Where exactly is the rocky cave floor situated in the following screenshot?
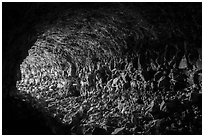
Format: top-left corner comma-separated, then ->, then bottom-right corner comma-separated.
3,3 -> 202,135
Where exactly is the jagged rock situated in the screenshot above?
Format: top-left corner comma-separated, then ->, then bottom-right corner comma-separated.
4,3 -> 201,135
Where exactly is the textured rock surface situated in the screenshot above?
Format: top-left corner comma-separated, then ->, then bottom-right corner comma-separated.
3,3 -> 202,135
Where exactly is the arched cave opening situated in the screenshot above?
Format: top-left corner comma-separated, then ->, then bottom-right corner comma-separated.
3,3 -> 202,135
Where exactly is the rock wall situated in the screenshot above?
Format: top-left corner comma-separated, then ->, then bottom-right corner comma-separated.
3,3 -> 202,135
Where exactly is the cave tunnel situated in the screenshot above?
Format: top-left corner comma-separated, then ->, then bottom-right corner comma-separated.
2,2 -> 202,135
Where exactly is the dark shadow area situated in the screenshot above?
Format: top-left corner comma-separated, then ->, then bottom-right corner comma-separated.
2,2 -> 201,135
